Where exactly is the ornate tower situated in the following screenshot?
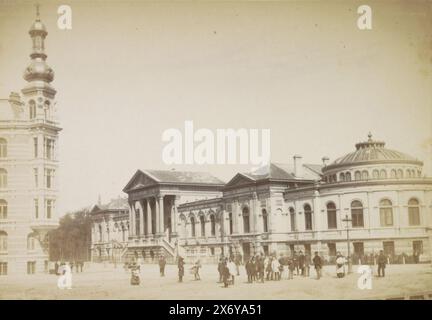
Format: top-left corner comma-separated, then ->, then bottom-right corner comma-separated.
22,5 -> 61,266
0,5 -> 61,275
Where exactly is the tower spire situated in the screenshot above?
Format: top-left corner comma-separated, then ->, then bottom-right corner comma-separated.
35,3 -> 40,20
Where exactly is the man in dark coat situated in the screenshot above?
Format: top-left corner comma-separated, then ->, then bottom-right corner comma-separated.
178,256 -> 185,282
377,250 -> 387,277
217,258 -> 224,283
158,254 -> 166,277
298,251 -> 305,276
312,252 -> 323,280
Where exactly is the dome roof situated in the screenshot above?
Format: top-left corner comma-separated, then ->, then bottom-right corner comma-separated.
23,59 -> 54,82
29,20 -> 47,34
324,134 -> 422,171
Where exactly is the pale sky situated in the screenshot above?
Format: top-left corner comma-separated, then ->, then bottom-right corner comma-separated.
0,0 -> 431,215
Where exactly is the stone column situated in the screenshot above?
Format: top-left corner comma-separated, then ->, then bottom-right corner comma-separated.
171,196 -> 179,235
140,201 -> 145,237
158,195 -> 165,236
234,200 -> 242,234
251,192 -> 258,233
155,196 -> 160,235
146,199 -> 152,235
129,202 -> 134,237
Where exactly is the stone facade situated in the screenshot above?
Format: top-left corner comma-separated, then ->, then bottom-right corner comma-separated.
90,198 -> 129,263
123,136 -> 432,264
0,10 -> 60,275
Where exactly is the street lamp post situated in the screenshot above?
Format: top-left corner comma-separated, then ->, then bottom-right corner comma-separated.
342,214 -> 353,274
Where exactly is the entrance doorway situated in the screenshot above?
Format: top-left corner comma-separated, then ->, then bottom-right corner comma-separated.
242,242 -> 250,261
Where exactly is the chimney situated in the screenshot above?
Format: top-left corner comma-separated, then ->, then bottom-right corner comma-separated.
293,155 -> 303,178
321,156 -> 329,166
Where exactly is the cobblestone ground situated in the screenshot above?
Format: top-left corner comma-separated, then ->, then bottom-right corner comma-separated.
0,263 -> 431,300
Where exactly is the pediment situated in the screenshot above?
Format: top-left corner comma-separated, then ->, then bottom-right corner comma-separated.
225,173 -> 256,188
123,170 -> 159,192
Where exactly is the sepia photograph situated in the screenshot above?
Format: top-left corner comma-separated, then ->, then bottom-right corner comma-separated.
0,0 -> 431,306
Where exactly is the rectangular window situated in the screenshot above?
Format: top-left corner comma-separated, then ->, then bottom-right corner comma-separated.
46,199 -> 53,219
27,261 -> 36,274
33,137 -> 38,158
135,210 -> 140,235
0,262 -> 7,275
34,199 -> 39,219
45,169 -> 53,188
44,138 -> 54,160
210,247 -> 215,256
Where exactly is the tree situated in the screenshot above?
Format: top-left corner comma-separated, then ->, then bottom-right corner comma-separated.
49,208 -> 92,262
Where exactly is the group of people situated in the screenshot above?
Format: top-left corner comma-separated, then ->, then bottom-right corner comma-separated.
242,251 -> 324,283
129,249 -> 392,287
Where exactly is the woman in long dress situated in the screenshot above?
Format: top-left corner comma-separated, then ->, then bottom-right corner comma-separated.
335,252 -> 346,278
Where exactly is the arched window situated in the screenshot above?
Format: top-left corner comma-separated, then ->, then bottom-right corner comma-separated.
380,169 -> 387,179
0,200 -> 7,219
262,209 -> 268,233
289,207 -> 296,231
0,169 -> 7,188
0,138 -> 7,158
408,198 -> 420,226
200,215 -> 205,237
190,216 -> 196,237
339,173 -> 345,182
362,170 -> 369,180
304,204 -> 312,230
228,212 -> 233,235
29,100 -> 36,119
326,202 -> 337,229
0,231 -> 7,251
210,215 -> 216,236
351,200 -> 364,228
44,101 -> 50,120
242,207 -> 250,233
390,169 -> 396,178
397,169 -> 403,179
354,171 -> 361,181
345,172 -> 351,181
27,233 -> 36,251
372,170 -> 379,179
379,199 -> 393,226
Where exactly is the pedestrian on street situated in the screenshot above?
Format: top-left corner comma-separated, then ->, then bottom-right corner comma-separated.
217,257 -> 225,283
158,254 -> 166,277
298,251 -> 305,276
228,258 -> 237,285
178,256 -> 185,282
312,252 -> 323,280
288,258 -> 294,280
377,250 -> 387,277
336,252 -> 346,278
222,259 -> 231,288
